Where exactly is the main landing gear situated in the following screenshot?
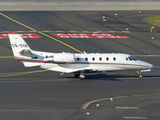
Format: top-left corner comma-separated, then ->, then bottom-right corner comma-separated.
74,71 -> 85,80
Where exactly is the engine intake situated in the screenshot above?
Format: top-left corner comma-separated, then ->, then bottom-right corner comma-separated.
43,54 -> 75,63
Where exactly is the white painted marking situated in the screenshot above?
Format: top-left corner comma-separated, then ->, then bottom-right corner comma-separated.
51,33 -> 130,38
123,117 -> 147,119
81,93 -> 160,110
0,33 -> 42,39
81,98 -> 110,109
115,106 -> 138,109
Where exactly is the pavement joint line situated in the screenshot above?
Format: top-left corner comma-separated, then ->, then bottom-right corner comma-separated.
0,13 -> 83,53
38,31 -> 83,53
0,13 -> 37,31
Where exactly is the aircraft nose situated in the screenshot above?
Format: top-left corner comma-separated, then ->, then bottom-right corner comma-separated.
145,62 -> 154,69
140,61 -> 154,69
148,63 -> 154,69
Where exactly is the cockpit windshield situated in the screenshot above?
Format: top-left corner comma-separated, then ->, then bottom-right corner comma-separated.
127,56 -> 138,61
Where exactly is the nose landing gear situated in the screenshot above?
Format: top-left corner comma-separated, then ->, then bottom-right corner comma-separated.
137,69 -> 151,78
137,70 -> 143,78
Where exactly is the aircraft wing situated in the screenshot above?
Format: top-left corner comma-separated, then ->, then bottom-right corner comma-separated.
41,64 -> 94,73
47,66 -> 90,73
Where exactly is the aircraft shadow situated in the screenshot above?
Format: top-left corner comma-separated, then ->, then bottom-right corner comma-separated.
67,74 -> 160,81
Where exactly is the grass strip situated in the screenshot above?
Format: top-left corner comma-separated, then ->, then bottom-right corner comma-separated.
143,15 -> 160,26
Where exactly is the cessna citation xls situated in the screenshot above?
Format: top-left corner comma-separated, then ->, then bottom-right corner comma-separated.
8,33 -> 153,79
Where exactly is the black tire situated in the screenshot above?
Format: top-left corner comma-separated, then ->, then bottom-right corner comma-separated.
75,74 -> 80,78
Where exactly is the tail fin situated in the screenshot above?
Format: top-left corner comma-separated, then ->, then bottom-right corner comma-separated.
8,33 -> 42,67
8,33 -> 32,57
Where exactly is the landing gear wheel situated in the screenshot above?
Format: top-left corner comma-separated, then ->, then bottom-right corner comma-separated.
74,74 -> 80,78
137,70 -> 143,78
75,71 -> 85,80
79,75 -> 85,80
139,74 -> 143,78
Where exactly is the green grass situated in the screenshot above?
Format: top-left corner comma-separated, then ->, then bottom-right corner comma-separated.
143,15 -> 160,26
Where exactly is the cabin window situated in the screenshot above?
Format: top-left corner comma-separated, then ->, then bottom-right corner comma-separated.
77,57 -> 80,61
32,57 -> 38,59
85,57 -> 88,61
99,57 -> 102,61
92,57 -> 95,61
106,57 -> 109,61
113,57 -> 116,61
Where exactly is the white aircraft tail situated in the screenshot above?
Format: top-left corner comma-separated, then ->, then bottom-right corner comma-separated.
8,33 -> 32,57
8,33 -> 42,67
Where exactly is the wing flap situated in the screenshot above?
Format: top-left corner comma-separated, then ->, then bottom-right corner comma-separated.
23,62 -> 41,67
49,67 -> 87,73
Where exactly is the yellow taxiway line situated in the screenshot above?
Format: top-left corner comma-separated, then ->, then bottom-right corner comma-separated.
0,70 -> 49,77
0,12 -> 83,53
0,30 -> 130,33
81,92 -> 160,109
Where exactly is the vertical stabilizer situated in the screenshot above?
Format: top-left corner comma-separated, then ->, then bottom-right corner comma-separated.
8,33 -> 32,57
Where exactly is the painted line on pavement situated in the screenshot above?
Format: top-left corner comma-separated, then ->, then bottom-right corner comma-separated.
38,32 -> 83,53
123,117 -> 147,119
115,106 -> 138,109
0,70 -> 49,77
0,13 -> 36,31
0,13 -> 83,53
0,30 -> 130,33
81,93 -> 160,109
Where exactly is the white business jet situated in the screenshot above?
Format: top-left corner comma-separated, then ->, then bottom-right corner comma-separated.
8,33 -> 153,79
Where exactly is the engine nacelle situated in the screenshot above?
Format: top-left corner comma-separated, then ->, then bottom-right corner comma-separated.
43,54 -> 75,63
